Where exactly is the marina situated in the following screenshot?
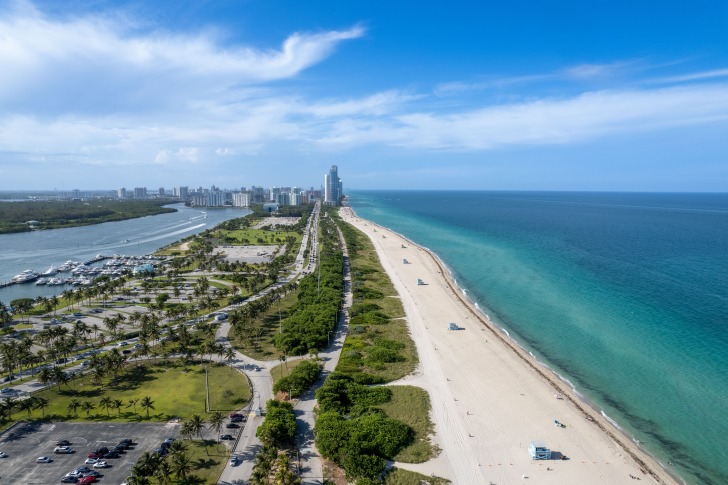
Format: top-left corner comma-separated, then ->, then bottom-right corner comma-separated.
0,203 -> 247,304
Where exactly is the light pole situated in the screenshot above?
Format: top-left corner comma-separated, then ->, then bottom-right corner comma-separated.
205,364 -> 210,412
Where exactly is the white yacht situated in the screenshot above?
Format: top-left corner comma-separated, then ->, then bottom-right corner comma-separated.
35,278 -> 49,285
12,270 -> 39,283
41,265 -> 58,276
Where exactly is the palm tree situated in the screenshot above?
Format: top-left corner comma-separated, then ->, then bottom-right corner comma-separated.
186,413 -> 206,445
99,396 -> 113,416
34,396 -> 50,418
180,421 -> 195,441
67,398 -> 82,416
208,411 -> 226,444
154,459 -> 173,485
81,400 -> 96,416
140,395 -> 155,418
136,451 -> 161,476
129,463 -> 152,485
168,440 -> 187,456
19,397 -> 36,417
170,451 -> 193,481
224,346 -> 236,367
127,397 -> 140,415
112,398 -> 124,416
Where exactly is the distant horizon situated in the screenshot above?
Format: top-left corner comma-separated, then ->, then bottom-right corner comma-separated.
1,1 -> 727,190
2,188 -> 728,195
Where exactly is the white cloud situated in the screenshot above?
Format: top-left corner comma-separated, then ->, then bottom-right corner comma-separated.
317,83 -> 728,150
0,2 -> 364,114
154,147 -> 199,165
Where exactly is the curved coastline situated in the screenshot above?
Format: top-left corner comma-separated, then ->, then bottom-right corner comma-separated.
343,206 -> 681,485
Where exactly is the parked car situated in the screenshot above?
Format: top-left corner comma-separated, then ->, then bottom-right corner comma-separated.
56,439 -> 71,446
220,434 -> 234,441
229,455 -> 239,466
87,452 -> 102,459
36,456 -> 53,463
93,461 -> 109,468
60,476 -> 78,483
54,446 -> 74,454
0,451 -> 8,458
78,476 -> 96,484
0,388 -> 14,394
225,423 -> 240,429
103,451 -> 120,459
95,447 -> 109,455
84,458 -> 98,464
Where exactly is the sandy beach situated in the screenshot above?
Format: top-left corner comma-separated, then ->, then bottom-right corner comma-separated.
340,207 -> 679,485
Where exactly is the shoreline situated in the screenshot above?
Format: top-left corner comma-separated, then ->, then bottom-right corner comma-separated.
340,206 -> 680,485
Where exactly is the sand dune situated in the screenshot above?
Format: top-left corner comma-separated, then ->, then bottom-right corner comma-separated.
340,207 -> 679,485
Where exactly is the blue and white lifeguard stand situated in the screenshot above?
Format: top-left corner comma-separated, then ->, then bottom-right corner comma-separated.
528,441 -> 551,460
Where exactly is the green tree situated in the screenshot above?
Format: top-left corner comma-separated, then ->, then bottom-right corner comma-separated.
34,396 -> 50,418
256,400 -> 296,447
67,398 -> 81,416
208,411 -> 226,443
140,395 -> 155,418
171,451 -> 193,481
81,400 -> 96,416
99,396 -> 113,416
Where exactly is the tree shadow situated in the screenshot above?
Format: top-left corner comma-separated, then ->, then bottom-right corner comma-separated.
193,457 -> 219,470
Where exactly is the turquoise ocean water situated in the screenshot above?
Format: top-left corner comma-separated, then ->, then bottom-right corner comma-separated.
349,191 -> 728,485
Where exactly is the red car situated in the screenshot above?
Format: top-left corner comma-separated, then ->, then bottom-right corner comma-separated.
78,476 -> 96,484
87,452 -> 102,459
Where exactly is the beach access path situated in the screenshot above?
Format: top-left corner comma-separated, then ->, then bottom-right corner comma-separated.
340,207 -> 678,485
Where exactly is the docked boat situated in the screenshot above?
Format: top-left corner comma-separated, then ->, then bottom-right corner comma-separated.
35,277 -> 49,285
12,270 -> 39,283
41,265 -> 58,276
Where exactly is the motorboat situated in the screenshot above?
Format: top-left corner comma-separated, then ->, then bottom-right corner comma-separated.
41,265 -> 58,276
12,270 -> 39,283
35,278 -> 49,285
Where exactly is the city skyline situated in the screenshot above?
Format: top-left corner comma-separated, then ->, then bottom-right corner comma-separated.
1,1 -> 727,191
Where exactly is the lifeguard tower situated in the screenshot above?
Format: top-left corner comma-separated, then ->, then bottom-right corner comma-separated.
528,441 -> 551,460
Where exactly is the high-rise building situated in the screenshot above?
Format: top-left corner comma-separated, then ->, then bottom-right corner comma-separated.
158,187 -> 165,197
117,187 -> 126,198
133,187 -> 147,199
324,165 -> 341,206
233,192 -> 251,207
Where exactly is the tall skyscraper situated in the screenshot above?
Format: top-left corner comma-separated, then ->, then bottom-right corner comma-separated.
324,164 -> 341,206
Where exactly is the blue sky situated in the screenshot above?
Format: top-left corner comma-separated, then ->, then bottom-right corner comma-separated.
1,0 -> 727,191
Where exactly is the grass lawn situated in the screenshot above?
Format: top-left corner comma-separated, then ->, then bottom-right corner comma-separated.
12,360 -> 250,423
377,385 -> 439,463
336,223 -> 418,382
384,468 -> 451,485
179,440 -> 229,485
216,227 -> 301,246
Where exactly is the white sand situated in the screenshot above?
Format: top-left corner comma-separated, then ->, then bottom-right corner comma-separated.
340,208 -> 678,485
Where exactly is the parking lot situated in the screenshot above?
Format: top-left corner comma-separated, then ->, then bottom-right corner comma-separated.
0,421 -> 180,484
